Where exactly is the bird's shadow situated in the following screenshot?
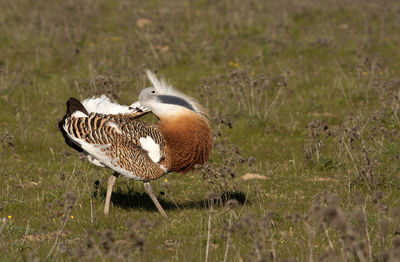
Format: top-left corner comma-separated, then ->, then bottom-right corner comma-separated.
97,189 -> 247,212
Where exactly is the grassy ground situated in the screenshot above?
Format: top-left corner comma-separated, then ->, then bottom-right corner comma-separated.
1,0 -> 400,260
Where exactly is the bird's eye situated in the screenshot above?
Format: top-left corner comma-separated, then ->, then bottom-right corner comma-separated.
151,90 -> 156,94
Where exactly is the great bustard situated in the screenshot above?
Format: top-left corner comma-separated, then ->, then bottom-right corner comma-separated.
59,70 -> 212,217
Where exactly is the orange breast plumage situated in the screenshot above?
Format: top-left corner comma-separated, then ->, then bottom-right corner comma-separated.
159,111 -> 212,173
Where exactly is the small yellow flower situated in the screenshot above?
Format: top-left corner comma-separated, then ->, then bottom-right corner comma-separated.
164,178 -> 168,183
7,215 -> 12,219
229,61 -> 239,68
251,71 -> 255,76
70,215 -> 74,219
362,71 -> 367,76
52,218 -> 56,222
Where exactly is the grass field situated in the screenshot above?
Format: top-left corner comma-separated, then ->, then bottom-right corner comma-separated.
1,0 -> 400,260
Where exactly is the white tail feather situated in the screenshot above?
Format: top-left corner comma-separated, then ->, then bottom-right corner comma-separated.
82,95 -> 132,115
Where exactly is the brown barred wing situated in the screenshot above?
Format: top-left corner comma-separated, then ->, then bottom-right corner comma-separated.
102,133 -> 165,180
63,113 -> 166,180
110,114 -> 165,146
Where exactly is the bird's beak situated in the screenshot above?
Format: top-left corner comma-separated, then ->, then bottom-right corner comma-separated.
128,101 -> 151,113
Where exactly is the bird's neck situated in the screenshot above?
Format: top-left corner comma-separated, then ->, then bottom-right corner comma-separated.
158,111 -> 212,173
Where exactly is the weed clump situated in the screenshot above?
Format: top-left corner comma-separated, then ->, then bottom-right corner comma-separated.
70,218 -> 158,260
303,108 -> 400,191
196,66 -> 287,121
303,119 -> 328,162
200,137 -> 256,200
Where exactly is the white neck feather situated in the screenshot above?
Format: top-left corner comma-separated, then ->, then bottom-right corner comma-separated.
150,103 -> 190,118
145,70 -> 208,118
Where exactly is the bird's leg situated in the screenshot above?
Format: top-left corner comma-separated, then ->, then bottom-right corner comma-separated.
104,172 -> 119,215
143,182 -> 167,217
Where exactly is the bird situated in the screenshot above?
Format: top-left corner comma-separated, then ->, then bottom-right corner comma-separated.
58,70 -> 212,217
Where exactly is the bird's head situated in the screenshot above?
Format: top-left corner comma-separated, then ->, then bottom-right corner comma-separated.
136,70 -> 208,119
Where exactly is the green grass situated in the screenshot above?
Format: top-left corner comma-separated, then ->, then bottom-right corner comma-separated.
1,0 -> 400,260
